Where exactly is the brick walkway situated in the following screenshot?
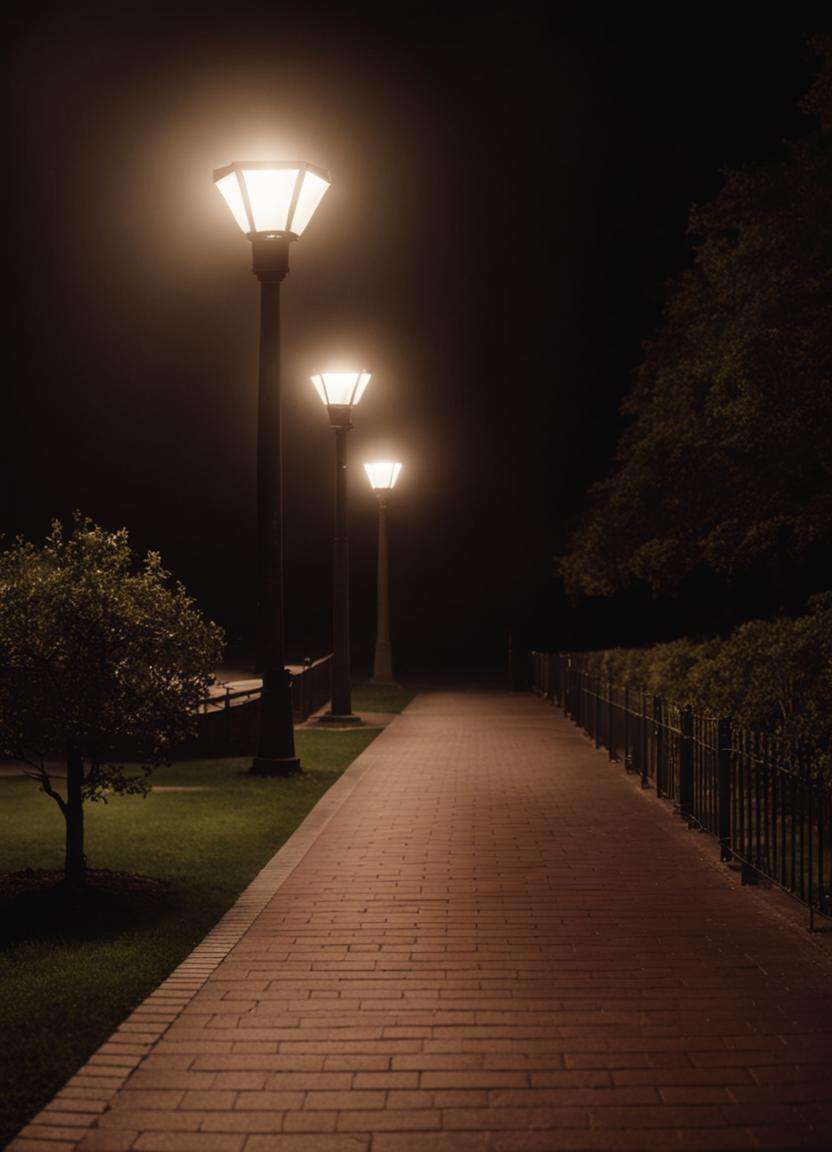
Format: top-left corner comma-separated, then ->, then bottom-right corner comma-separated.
13,691 -> 832,1152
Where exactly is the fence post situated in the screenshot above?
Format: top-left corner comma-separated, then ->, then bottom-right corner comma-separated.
608,680 -> 615,761
641,691 -> 650,789
651,695 -> 661,792
623,686 -> 630,771
680,704 -> 693,823
224,687 -> 232,749
594,676 -> 601,749
718,715 -> 732,861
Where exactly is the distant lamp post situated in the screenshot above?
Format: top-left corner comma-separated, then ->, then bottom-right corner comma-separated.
311,372 -> 372,723
214,160 -> 331,774
364,462 -> 403,682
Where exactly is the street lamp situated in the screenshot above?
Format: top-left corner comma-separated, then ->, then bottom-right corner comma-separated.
311,371 -> 372,723
364,461 -> 403,682
214,160 -> 331,774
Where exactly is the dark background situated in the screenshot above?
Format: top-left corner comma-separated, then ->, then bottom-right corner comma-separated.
4,3 -> 821,672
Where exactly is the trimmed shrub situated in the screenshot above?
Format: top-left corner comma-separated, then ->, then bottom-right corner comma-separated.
574,594 -> 832,747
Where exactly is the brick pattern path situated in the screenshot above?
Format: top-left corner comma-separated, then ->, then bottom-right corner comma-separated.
12,691 -> 832,1151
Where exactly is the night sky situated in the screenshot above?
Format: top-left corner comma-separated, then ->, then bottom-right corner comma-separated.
5,4 -> 821,672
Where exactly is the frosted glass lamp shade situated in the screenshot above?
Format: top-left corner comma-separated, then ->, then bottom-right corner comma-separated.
364,461 -> 403,491
213,161 -> 330,237
311,372 -> 372,408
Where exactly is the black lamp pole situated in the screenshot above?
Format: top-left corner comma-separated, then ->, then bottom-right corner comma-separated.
213,160 -> 331,771
323,404 -> 360,723
250,235 -> 301,774
372,492 -> 393,682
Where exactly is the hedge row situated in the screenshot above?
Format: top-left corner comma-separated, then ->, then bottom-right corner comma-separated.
578,593 -> 831,747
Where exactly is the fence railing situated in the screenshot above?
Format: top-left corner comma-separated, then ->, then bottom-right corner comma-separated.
186,654 -> 334,757
531,650 -> 831,929
290,653 -> 334,722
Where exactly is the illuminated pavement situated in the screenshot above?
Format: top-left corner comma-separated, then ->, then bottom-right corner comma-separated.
13,690 -> 832,1151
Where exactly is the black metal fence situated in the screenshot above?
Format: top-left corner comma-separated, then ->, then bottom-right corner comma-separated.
531,651 -> 831,928
184,654 -> 334,758
290,653 -> 335,722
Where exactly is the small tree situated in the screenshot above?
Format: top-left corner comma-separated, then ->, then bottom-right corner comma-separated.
0,515 -> 224,889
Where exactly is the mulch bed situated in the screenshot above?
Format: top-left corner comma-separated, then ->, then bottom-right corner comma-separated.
0,868 -> 166,902
0,869 -> 171,945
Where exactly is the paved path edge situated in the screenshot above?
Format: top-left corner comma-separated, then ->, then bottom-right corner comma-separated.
9,718 -> 402,1152
574,722 -> 832,966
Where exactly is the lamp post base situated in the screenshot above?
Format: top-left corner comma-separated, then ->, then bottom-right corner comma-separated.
315,713 -> 364,727
250,755 -> 302,776
373,652 -> 394,682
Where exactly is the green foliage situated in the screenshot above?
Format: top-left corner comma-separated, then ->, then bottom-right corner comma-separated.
577,594 -> 832,745
561,44 -> 832,598
691,594 -> 832,740
0,514 -> 224,801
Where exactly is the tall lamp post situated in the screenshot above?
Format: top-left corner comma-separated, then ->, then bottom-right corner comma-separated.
364,461 -> 403,682
214,160 -> 330,775
311,372 -> 372,723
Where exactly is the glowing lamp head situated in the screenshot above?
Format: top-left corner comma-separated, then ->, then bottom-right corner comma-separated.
213,161 -> 331,238
311,372 -> 372,426
364,461 -> 403,492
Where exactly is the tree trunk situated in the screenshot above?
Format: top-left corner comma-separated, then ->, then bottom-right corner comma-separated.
64,743 -> 86,889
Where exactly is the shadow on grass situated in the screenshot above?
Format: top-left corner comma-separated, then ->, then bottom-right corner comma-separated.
0,869 -> 173,947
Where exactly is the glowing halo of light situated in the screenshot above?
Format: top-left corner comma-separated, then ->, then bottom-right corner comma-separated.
310,371 -> 372,408
364,461 -> 403,491
213,161 -> 330,237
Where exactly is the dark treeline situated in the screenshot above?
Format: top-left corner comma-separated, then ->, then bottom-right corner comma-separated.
529,40 -> 832,661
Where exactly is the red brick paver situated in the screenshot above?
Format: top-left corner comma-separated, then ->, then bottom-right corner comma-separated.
12,691 -> 832,1151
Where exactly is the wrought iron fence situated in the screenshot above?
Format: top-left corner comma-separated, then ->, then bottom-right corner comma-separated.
289,653 -> 334,722
531,651 -> 831,928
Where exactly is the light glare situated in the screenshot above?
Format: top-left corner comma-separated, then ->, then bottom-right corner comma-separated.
364,461 -> 403,490
311,372 -> 373,407
243,168 -> 297,232
290,171 -> 330,235
216,172 -> 249,233
213,162 -> 331,236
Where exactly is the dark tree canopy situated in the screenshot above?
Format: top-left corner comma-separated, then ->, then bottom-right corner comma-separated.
561,46 -> 832,599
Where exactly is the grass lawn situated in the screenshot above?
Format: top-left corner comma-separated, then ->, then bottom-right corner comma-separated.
350,679 -> 417,715
0,725 -> 380,1146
